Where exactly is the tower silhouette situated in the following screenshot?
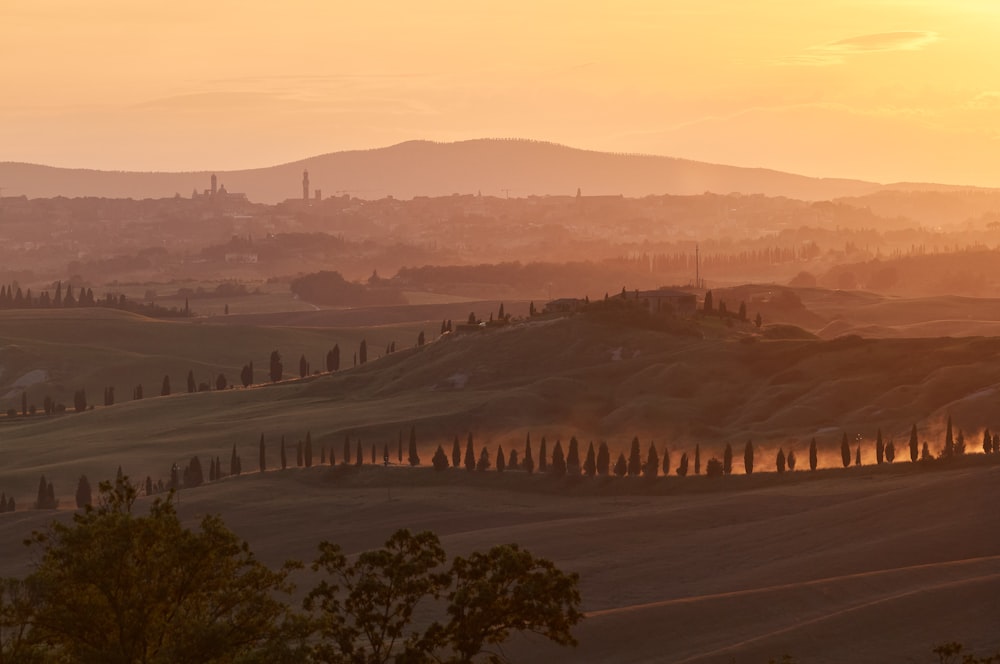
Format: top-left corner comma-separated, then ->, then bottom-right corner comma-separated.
211,174 -> 217,197
302,170 -> 309,201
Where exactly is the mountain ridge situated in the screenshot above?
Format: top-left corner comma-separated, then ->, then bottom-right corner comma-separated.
0,138 -> 987,203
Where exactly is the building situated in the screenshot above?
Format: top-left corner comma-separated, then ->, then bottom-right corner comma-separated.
192,174 -> 248,204
628,288 -> 697,315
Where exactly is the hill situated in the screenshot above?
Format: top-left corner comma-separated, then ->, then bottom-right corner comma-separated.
0,139 -> 887,202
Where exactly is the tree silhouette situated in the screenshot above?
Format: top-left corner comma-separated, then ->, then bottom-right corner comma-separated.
643,441 -> 659,478
723,443 -> 733,475
776,448 -> 786,473
909,424 -> 919,462
280,436 -> 287,470
417,330 -> 426,347
299,355 -> 308,378
550,441 -> 566,476
356,440 -> 363,467
921,441 -> 932,461
538,437 -> 548,473
876,429 -> 884,464
327,345 -> 340,372
809,438 -> 818,471
596,442 -> 610,476
476,447 -> 490,471
75,475 -> 92,509
215,373 -> 227,390
613,453 -> 627,477
269,350 -> 283,382
583,442 -> 597,477
984,428 -> 992,455
432,445 -> 449,471
703,290 -> 713,313
627,436 -> 641,477
408,426 -> 420,466
854,444 -> 861,466
161,375 -> 171,396
465,435 -> 476,471
944,416 -> 954,458
694,443 -> 701,475
841,433 -> 851,468
305,432 -> 313,468
359,340 -> 368,365
523,434 -> 535,474
231,444 -> 241,476
496,445 -> 506,472
787,449 -> 797,471
259,434 -> 266,473
885,440 -> 895,463
398,431 -> 403,464
566,437 -> 580,476
662,445 -> 671,476
744,440 -> 754,475
508,448 -> 519,470
452,435 -> 461,468
677,453 -> 689,477
188,370 -> 197,393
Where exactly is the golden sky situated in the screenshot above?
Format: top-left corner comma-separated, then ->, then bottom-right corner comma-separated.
2,0 -> 999,186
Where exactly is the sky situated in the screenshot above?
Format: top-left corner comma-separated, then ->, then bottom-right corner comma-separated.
2,0 -> 999,186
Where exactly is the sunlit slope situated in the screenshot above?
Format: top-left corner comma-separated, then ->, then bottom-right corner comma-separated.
2,313 -> 1000,508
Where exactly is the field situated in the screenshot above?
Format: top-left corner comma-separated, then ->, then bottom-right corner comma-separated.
1,291 -> 999,661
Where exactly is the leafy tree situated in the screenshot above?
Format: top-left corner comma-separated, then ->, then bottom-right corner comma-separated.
270,350 -> 283,382
744,440 -> 754,475
359,339 -> 368,365
216,373 -> 227,390
694,443 -> 701,475
161,375 -> 171,396
538,437 -> 548,473
643,441 -> 659,478
25,479 -> 300,662
909,424 -> 919,462
241,364 -> 253,387
841,433 -> 851,468
523,434 -> 535,474
809,438 -> 818,471
73,389 -> 87,413
432,445 -> 449,471
677,452 -> 689,477
566,437 -> 580,475
35,476 -> 57,509
476,447 -> 491,472
776,448 -> 786,473
723,443 -> 733,475
74,475 -> 91,509
188,369 -> 197,393
550,441 -> 566,476
613,453 -> 627,478
464,435 -> 476,472
627,436 -> 642,477
452,436 -> 461,468
596,442 -> 610,476
408,426 -> 420,466
583,442 -> 597,477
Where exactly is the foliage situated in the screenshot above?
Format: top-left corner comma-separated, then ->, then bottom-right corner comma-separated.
744,440 -> 754,475
432,445 -> 449,471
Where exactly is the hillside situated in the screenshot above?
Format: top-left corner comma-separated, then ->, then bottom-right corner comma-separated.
0,139 -> 886,202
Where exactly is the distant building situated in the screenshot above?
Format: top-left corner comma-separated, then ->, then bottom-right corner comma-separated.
544,298 -> 586,314
192,174 -> 248,204
620,288 -> 697,315
302,170 -> 310,201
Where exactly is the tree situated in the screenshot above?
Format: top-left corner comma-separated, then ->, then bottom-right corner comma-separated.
161,375 -> 171,396
216,373 -> 227,390
299,354 -> 308,378
596,442 -> 610,476
703,290 -> 713,313
841,433 -> 851,468
776,448 -> 786,473
550,441 -> 566,476
232,444 -> 242,476
706,457 -> 724,477
627,436 -> 642,477
643,441 -> 659,478
74,475 -> 91,509
744,440 -> 754,475
754,312 -> 763,328
723,443 -> 733,475
538,437 -> 548,473
432,445 -> 449,471
280,435 -> 287,470
808,438 -> 818,471
356,440 -> 363,467
694,443 -> 701,475
408,426 -> 420,466
342,435 -> 351,466
677,452 -> 689,477
259,434 -> 266,473
876,429 -> 884,464
25,479 -> 300,662
738,301 -> 747,322
465,435 -> 476,471
523,434 -> 535,474
787,449 -> 797,471
305,431 -> 313,468
984,428 -> 992,455
662,445 -> 671,476
583,442 -> 597,477
855,444 -> 861,466
241,364 -> 252,388
944,415 -> 954,457
452,436 -> 461,468
566,437 -> 580,475
327,345 -> 340,372
909,424 -> 919,462
73,389 -> 87,413
270,350 -> 283,382
188,369 -> 197,393
955,429 -> 966,456
184,456 -> 204,488
476,447 -> 491,471
508,448 -> 519,470
359,339 -> 368,365
613,453 -> 627,477
885,440 -> 896,463
35,476 -> 57,509
921,441 -> 932,461
417,330 -> 426,347
496,445 -> 506,472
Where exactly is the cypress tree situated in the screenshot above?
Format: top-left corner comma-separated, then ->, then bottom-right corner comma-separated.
677,452 -> 689,477
584,441 -> 597,477
432,445 -> 449,471
187,370 -> 196,393
944,415 -> 954,457
231,444 -> 241,476
538,437 -> 548,472
299,354 -> 308,378
371,443 -> 376,465
694,443 -> 701,475
644,441 -> 659,478
523,435 -> 535,474
876,429 -> 884,464
296,440 -> 303,467
744,440 -> 754,475
161,375 -> 170,396
596,441 -> 610,476
809,438 -> 818,471
145,476 -> 153,496
984,429 -> 992,455
209,458 -> 216,481
330,344 -> 340,372
280,436 -> 287,470
776,448 -> 786,473
356,440 -> 363,466
613,453 -> 627,477
398,431 -> 403,463
75,475 -> 92,509
662,445 -> 671,476
496,445 -> 506,472
508,448 -> 519,470
269,350 -> 283,382
787,449 -> 797,470
840,433 -> 851,468
304,431 -> 313,468
382,442 -> 389,465
359,339 -> 368,365
566,437 -> 580,475
885,440 -> 895,463
550,440 -> 566,476
344,435 -> 351,465
627,436 -> 641,477
464,435 -> 476,471
259,434 -> 265,473
921,441 -> 932,460
321,446 -> 326,464
855,444 -> 861,466
723,443 -> 733,475
408,426 -> 420,466
476,446 -> 490,471
909,424 -> 919,462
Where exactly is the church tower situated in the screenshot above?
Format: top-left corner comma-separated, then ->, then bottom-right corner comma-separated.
211,174 -> 218,197
302,170 -> 309,201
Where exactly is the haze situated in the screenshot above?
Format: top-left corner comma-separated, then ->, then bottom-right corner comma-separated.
4,1 -> 1000,186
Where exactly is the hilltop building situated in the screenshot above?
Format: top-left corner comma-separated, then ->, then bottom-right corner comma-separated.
192,174 -> 248,204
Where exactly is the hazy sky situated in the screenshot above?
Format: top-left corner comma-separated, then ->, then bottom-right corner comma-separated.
2,1 -> 999,185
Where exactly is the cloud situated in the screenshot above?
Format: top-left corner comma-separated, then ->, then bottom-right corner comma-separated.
773,30 -> 939,66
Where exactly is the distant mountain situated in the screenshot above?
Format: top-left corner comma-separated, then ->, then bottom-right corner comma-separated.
0,139 -> 925,203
